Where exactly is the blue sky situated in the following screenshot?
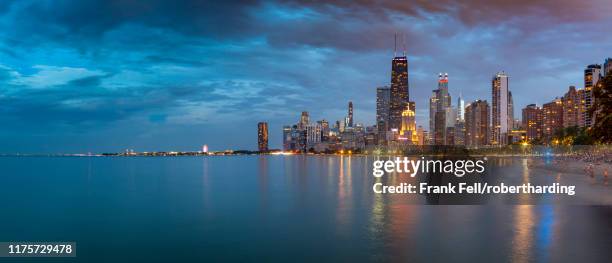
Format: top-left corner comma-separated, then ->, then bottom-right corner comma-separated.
0,0 -> 610,153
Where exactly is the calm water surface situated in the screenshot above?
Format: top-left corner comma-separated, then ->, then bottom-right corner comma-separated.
0,156 -> 610,262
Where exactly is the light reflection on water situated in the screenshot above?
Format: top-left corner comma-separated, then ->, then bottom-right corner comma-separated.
0,156 -> 610,262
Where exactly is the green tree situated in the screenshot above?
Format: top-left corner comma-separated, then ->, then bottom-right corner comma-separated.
552,126 -> 593,145
588,74 -> 612,143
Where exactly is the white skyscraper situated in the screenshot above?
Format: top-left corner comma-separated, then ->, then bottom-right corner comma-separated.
457,92 -> 464,122
492,72 -> 509,145
306,123 -> 322,147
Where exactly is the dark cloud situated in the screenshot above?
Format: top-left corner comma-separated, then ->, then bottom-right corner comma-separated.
3,0 -> 609,52
0,76 -> 219,128
0,0 -> 610,152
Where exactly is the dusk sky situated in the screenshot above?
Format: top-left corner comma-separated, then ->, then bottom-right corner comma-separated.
1,0 -> 611,153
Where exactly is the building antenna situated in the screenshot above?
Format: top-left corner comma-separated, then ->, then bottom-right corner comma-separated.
394,33 -> 397,57
402,33 -> 406,56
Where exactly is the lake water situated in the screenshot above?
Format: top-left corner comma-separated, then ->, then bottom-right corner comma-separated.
0,156 -> 611,262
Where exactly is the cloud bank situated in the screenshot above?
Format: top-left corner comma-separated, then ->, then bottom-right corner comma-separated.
0,0 -> 610,152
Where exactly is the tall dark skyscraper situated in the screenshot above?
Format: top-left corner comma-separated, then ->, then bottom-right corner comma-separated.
604,58 -> 612,76
465,100 -> 490,147
347,101 -> 353,127
388,36 -> 409,132
429,73 -> 451,145
257,122 -> 268,151
376,86 -> 391,143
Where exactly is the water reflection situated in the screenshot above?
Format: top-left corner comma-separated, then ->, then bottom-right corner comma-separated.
188,155 -> 610,262
519,158 -> 531,203
336,156 -> 354,236
512,205 -> 535,263
0,155 -> 606,263
258,156 -> 269,210
536,205 -> 555,262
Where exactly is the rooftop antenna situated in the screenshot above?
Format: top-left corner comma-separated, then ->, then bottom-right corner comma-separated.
394,33 -> 397,57
402,33 -> 406,56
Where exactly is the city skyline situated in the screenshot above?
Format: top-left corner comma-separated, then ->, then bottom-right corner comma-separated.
0,0 -> 611,153
279,53 -> 610,152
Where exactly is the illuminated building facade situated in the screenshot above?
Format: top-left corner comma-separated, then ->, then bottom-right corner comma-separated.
434,111 -> 446,145
317,119 -> 329,142
430,73 -> 451,145
282,125 -> 292,151
522,104 -> 543,142
509,130 -> 527,144
543,98 -> 563,140
562,86 -> 580,128
389,55 -> 409,132
457,93 -> 464,122
376,86 -> 391,144
465,100 -> 489,147
399,102 -> 418,144
429,91 -> 437,143
306,123 -> 322,148
454,121 -> 465,146
491,72 -> 510,145
299,111 -> 309,129
417,126 -> 426,145
257,122 -> 269,151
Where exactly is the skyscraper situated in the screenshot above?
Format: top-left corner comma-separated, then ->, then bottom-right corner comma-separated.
417,126 -> 426,145
434,111 -> 446,145
465,100 -> 489,147
399,102 -> 418,144
429,91 -> 437,143
562,86 -> 580,128
604,58 -> 612,76
508,91 -> 514,129
429,73 -> 451,145
347,101 -> 354,128
491,72 -> 510,145
282,125 -> 292,151
584,64 -> 602,127
454,92 -> 465,146
542,98 -> 563,141
306,123 -> 322,148
257,122 -> 269,151
577,88 -> 586,127
299,111 -> 309,130
454,121 -> 465,146
457,92 -> 465,122
522,104 -> 543,142
317,119 -> 329,142
436,73 -> 451,112
389,39 -> 409,132
376,86 -> 390,139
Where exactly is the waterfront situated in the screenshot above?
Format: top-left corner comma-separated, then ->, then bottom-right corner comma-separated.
0,156 -> 611,262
